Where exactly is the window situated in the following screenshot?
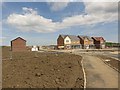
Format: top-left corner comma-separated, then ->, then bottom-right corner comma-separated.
66,40 -> 69,42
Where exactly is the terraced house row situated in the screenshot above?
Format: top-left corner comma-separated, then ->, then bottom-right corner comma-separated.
57,35 -> 106,49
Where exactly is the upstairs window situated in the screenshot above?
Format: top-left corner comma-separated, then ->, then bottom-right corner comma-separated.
66,40 -> 69,42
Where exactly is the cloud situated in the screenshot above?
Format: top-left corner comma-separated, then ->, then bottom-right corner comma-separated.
22,7 -> 37,14
6,2 -> 118,33
60,2 -> 118,27
7,7 -> 58,33
84,2 -> 118,21
47,1 -> 69,11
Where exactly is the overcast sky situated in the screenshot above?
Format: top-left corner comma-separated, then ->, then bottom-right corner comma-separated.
1,1 -> 118,46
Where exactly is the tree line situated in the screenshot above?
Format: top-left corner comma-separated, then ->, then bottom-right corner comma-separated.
105,42 -> 120,47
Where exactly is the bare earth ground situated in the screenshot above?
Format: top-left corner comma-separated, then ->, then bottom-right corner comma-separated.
2,47 -> 84,88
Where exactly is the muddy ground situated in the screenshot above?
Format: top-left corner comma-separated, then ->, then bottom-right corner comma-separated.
2,47 -> 84,88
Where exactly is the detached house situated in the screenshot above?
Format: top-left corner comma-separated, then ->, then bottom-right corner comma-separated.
57,35 -> 81,49
11,37 -> 27,52
92,37 -> 105,49
78,36 -> 94,49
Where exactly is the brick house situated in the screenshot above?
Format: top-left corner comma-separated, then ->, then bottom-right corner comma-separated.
78,36 -> 94,49
11,37 -> 27,52
57,35 -> 65,49
57,35 -> 81,49
92,37 -> 105,49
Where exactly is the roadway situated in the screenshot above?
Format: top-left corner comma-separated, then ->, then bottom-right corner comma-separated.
73,52 -> 118,88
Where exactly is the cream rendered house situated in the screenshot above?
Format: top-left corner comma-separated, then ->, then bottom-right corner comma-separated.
64,36 -> 72,49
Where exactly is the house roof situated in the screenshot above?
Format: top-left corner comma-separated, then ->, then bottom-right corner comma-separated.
78,35 -> 93,41
92,37 -> 105,41
67,35 -> 80,41
11,37 -> 26,42
60,34 -> 79,41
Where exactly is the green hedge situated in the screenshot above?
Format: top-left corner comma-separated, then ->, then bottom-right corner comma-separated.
105,42 -> 120,47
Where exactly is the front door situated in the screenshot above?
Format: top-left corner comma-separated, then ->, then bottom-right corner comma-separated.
66,45 -> 71,49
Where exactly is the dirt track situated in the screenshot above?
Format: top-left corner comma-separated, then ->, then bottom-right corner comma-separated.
2,47 -> 84,88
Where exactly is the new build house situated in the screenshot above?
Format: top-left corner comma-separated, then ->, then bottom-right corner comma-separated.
11,37 -> 27,52
57,35 -> 105,49
57,35 -> 81,49
57,35 -> 66,49
78,36 -> 94,49
92,37 -> 106,49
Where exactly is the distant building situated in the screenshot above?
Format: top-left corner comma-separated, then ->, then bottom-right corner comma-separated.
11,37 -> 27,52
78,35 -> 94,49
57,35 -> 66,49
47,45 -> 57,50
57,35 -> 81,49
31,46 -> 38,51
41,46 -> 48,49
92,37 -> 105,49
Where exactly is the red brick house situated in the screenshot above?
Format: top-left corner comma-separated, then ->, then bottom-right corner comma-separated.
57,35 -> 66,49
78,36 -> 94,49
11,37 -> 27,52
92,37 -> 105,49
